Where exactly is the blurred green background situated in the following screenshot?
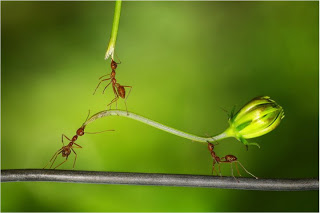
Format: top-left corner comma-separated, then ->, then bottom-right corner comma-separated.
1,1 -> 318,212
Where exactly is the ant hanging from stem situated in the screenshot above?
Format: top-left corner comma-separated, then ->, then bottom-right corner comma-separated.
207,142 -> 258,182
43,111 -> 114,169
93,59 -> 132,113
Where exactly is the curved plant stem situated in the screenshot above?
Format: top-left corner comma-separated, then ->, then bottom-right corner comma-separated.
105,0 -> 122,60
84,110 -> 229,143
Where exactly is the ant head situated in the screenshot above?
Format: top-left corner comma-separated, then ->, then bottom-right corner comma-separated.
76,127 -> 85,136
207,142 -> 214,152
61,146 -> 71,157
111,60 -> 117,70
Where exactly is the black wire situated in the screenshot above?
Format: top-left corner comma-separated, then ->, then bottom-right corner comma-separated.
1,169 -> 318,191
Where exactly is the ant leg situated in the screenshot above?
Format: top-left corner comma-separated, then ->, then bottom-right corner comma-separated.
73,142 -> 82,148
71,148 -> 78,168
108,85 -> 118,110
62,134 -> 71,145
108,86 -> 119,109
102,81 -> 112,94
211,161 -> 214,175
123,86 -> 132,102
234,162 -> 241,177
230,163 -> 239,182
99,74 -> 110,80
49,150 -> 63,169
114,87 -> 118,109
108,96 -> 119,109
114,86 -> 119,109
218,163 -> 222,177
211,160 -> 218,175
123,86 -> 132,115
93,78 -> 111,95
114,52 -> 122,64
43,148 -> 63,169
237,161 -> 258,179
205,134 -> 219,146
54,158 -> 68,169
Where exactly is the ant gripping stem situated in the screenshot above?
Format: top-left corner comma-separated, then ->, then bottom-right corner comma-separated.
44,111 -> 114,169
93,59 -> 132,114
207,142 -> 221,176
111,59 -> 120,70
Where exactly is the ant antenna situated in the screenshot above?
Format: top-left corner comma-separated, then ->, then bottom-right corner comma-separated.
237,161 -> 258,179
81,110 -> 91,127
114,52 -> 122,64
219,106 -> 231,120
84,129 -> 115,134
219,106 -> 229,114
220,105 -> 237,120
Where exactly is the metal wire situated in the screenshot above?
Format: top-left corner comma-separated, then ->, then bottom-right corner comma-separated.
1,169 -> 318,191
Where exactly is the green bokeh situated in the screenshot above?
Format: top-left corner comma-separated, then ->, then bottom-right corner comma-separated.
1,1 -> 318,212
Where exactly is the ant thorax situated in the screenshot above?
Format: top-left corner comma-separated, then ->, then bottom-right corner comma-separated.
111,70 -> 116,77
72,135 -> 78,141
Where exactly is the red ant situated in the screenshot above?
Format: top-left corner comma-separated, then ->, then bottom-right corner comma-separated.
207,142 -> 258,182
207,142 -> 222,176
44,111 -> 114,169
93,59 -> 132,113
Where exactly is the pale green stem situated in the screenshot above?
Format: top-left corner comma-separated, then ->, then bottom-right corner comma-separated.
84,110 -> 230,143
105,0 -> 122,60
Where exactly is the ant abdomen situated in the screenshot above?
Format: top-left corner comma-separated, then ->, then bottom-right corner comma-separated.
225,155 -> 237,162
118,86 -> 125,99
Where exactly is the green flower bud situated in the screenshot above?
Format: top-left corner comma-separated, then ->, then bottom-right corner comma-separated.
224,96 -> 285,148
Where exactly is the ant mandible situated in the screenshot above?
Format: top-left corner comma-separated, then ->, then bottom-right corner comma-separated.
93,59 -> 132,113
207,142 -> 258,182
44,111 -> 114,169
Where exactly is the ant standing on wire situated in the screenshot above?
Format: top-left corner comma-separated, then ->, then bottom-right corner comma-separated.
44,111 -> 114,169
93,59 -> 132,113
207,142 -> 258,182
207,142 -> 222,176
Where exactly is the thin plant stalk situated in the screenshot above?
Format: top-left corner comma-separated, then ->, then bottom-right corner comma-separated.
105,0 -> 122,60
84,110 -> 229,143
